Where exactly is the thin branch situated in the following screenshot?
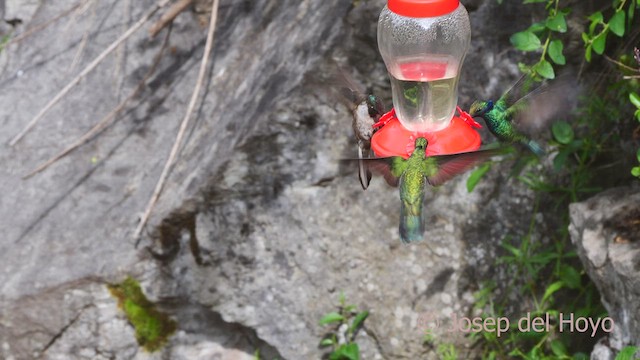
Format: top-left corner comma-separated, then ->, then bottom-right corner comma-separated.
133,0 -> 219,243
67,0 -> 95,74
7,1 -> 84,46
603,54 -> 640,74
23,27 -> 172,179
113,0 -> 132,95
9,0 -> 172,146
149,0 -> 193,38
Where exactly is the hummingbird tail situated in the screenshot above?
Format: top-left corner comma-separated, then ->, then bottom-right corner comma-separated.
400,201 -> 424,244
524,139 -> 546,157
358,146 -> 372,190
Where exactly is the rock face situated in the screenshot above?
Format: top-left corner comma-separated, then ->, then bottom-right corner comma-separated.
0,0 -> 573,359
569,187 -> 640,360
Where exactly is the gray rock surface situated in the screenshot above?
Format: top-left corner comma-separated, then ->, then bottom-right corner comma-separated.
0,0 -> 566,359
569,187 -> 640,359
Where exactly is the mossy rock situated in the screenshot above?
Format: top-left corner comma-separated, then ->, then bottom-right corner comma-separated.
108,277 -> 177,352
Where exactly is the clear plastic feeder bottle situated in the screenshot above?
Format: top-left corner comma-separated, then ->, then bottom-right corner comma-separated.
378,0 -> 470,132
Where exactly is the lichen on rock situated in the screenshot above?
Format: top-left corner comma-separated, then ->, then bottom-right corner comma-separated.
107,277 -> 177,352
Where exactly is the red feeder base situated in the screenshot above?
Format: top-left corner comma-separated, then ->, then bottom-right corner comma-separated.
371,115 -> 481,159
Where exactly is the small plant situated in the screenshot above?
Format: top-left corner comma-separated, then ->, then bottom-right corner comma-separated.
616,346 -> 639,360
437,343 -> 459,360
319,292 -> 370,360
107,277 -> 177,352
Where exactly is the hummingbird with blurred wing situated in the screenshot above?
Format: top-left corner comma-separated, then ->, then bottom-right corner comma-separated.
328,68 -> 386,190
355,137 -> 504,243
467,75 -> 572,157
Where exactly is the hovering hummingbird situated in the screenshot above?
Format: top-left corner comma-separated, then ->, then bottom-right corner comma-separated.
346,91 -> 384,189
354,137 -> 504,243
326,66 -> 385,189
467,76 -> 560,156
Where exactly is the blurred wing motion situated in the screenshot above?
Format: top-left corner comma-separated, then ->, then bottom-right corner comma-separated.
315,63 -> 385,190
343,146 -> 506,188
424,147 -> 507,186
505,74 -> 580,134
342,155 -> 404,187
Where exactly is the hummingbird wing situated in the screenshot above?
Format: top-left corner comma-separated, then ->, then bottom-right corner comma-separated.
311,61 -> 367,109
343,156 -> 407,187
499,74 -> 538,107
506,75 -> 579,134
424,147 -> 505,186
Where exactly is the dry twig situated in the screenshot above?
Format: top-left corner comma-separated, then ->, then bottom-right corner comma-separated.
9,0 -> 172,146
67,0 -> 96,73
133,0 -> 220,242
603,54 -> 640,73
7,1 -> 84,46
23,27 -> 173,179
149,0 -> 193,38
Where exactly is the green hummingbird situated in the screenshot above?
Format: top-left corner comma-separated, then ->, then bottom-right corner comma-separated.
356,137 -> 504,243
468,76 -> 548,156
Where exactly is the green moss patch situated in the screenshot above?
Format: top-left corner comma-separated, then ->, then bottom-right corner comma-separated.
108,277 -> 177,352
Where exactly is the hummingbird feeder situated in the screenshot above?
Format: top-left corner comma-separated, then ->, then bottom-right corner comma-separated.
372,0 -> 481,158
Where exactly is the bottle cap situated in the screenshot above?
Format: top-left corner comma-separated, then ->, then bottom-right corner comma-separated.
388,0 -> 459,17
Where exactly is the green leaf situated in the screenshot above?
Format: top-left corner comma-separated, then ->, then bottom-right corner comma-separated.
629,3 -> 635,29
559,264 -> 581,289
585,44 -> 593,62
533,59 -> 555,79
517,62 -> 532,74
572,352 -> 590,360
592,32 -> 607,54
542,281 -> 564,304
615,346 -> 639,360
320,338 -> 335,347
581,32 -> 590,44
637,148 -> 640,162
552,121 -> 574,144
349,311 -> 369,334
553,139 -> 583,172
630,92 -> 640,109
528,22 -> 547,33
588,11 -> 604,23
523,0 -> 546,3
551,340 -> 568,357
466,163 -> 492,192
510,31 -> 542,52
546,13 -> 567,33
609,11 -> 626,37
319,312 -> 344,325
502,243 -> 522,258
631,167 -> 640,177
330,343 -> 360,360
548,40 -> 566,65
635,109 -> 640,122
